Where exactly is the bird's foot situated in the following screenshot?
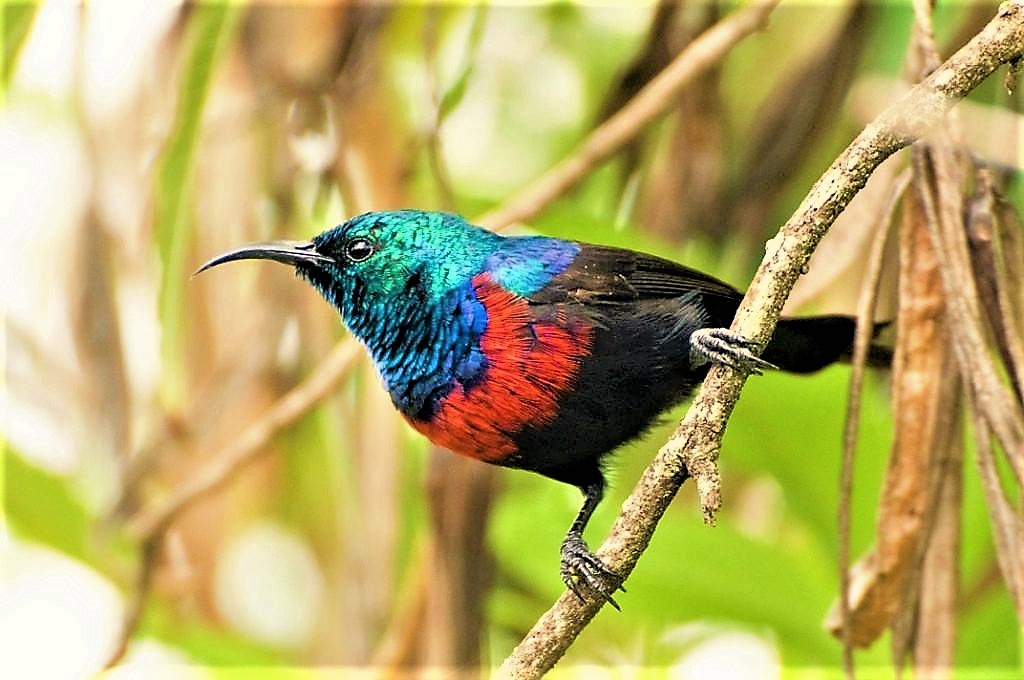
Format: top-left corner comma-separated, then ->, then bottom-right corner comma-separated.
690,327 -> 778,375
560,532 -> 625,611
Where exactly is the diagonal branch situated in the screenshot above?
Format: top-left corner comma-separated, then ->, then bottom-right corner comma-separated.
500,3 -> 1024,677
476,0 -> 781,231
128,338 -> 364,540
104,338 -> 362,669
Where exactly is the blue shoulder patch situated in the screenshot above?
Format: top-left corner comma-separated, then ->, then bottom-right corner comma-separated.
486,236 -> 579,297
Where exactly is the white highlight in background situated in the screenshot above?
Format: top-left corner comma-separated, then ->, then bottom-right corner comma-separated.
0,539 -> 123,679
214,521 -> 325,649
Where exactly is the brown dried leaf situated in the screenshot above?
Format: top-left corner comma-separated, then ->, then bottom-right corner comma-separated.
641,60 -> 725,242
242,4 -> 382,92
826,158 -> 961,649
420,454 -> 496,667
71,209 -> 131,460
919,144 -> 1024,488
967,169 -> 1024,401
596,0 -> 681,126
962,170 -> 1024,622
836,167 -> 909,672
373,453 -> 496,670
969,412 -> 1024,619
913,440 -> 963,679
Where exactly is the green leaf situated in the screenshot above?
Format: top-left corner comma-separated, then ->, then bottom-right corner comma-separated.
1,1 -> 37,93
156,3 -> 241,408
142,599 -> 286,666
437,5 -> 488,121
4,450 -> 90,562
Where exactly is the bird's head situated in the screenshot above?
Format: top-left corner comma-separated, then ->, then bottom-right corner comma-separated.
196,210 -> 501,326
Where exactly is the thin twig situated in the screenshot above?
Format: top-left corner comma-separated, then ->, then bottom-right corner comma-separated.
967,394 -> 1024,618
475,0 -> 781,231
128,338 -> 363,540
917,143 -> 1024,488
104,339 -> 363,668
102,533 -> 161,668
500,3 -> 1024,677
422,5 -> 456,211
838,169 -> 910,680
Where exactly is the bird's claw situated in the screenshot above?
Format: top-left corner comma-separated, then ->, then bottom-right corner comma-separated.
690,327 -> 778,375
560,533 -> 625,611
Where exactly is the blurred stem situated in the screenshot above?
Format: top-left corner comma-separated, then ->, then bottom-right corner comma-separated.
312,171 -> 335,226
421,5 -> 488,211
476,0 -> 780,231
128,339 -> 362,540
422,6 -> 454,211
103,532 -> 160,668
156,4 -> 241,410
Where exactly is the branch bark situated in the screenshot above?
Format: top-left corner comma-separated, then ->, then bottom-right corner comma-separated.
500,3 -> 1024,677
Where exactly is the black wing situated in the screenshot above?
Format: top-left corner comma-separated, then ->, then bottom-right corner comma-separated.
527,243 -> 743,306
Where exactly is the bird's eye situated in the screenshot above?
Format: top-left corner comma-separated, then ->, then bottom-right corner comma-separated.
344,237 -> 375,262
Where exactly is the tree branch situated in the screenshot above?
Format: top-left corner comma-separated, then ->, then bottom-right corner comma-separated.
500,3 -> 1024,677
127,338 -> 363,540
104,338 -> 362,669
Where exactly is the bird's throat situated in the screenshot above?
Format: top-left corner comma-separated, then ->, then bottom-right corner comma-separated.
348,279 -> 491,421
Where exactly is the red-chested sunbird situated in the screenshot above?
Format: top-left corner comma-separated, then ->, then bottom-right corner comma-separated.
198,210 -> 888,609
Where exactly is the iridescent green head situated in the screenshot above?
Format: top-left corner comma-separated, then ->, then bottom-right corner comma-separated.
196,210 -> 500,337
307,210 -> 502,306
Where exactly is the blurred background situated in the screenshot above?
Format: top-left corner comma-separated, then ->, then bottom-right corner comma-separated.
2,1 -> 1021,678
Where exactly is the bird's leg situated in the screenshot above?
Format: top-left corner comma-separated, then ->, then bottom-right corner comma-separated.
560,479 -> 625,610
690,327 -> 778,375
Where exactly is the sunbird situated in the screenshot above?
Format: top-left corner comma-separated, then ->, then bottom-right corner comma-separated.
198,210 -> 883,608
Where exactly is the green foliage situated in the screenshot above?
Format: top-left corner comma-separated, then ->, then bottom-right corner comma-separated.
1,1 -> 36,92
5,449 -> 91,564
156,4 -> 241,408
437,6 -> 488,121
142,600 -> 286,666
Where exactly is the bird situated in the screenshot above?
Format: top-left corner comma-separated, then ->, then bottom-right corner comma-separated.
197,209 -> 886,609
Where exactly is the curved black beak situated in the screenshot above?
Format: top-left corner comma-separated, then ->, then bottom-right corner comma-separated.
193,240 -> 334,277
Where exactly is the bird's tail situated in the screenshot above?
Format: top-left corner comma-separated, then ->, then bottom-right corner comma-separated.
762,315 -> 891,374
